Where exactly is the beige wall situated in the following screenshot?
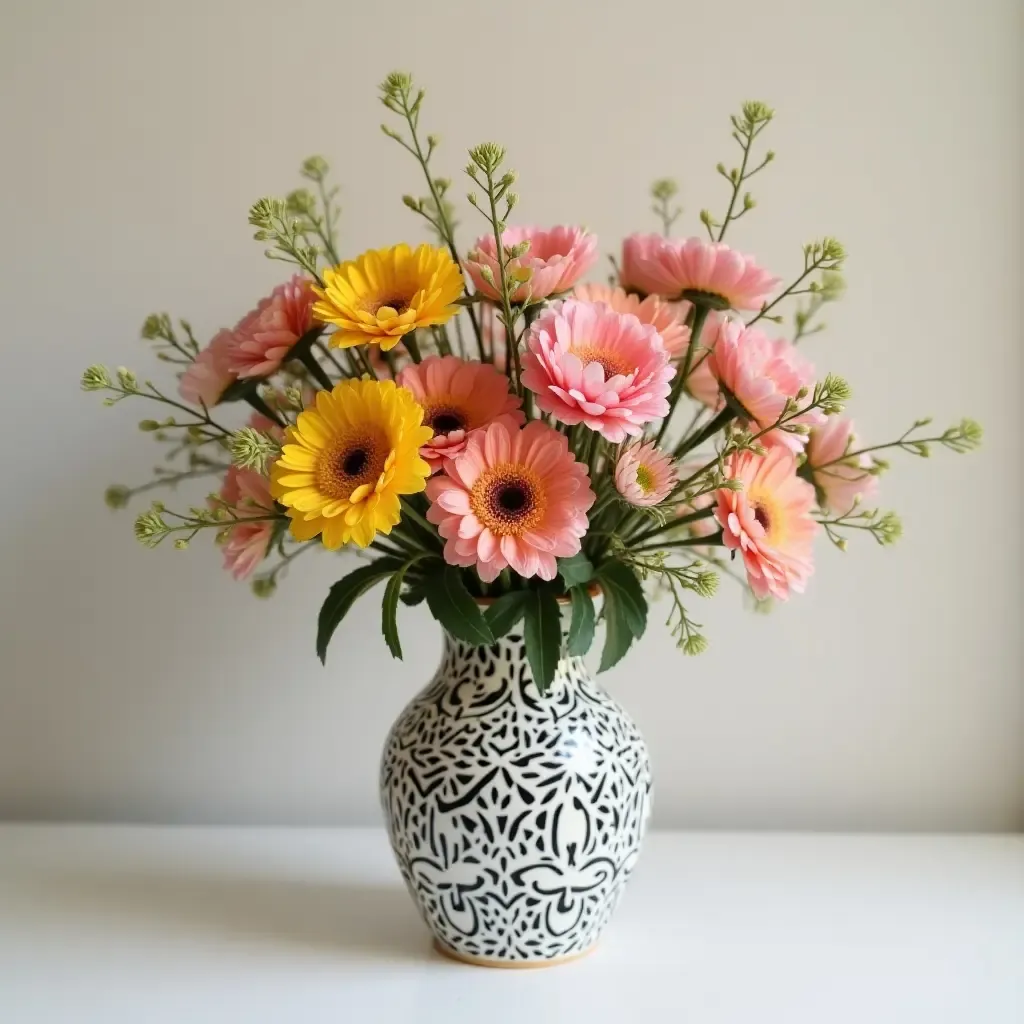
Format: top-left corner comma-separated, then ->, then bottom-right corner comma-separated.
0,0 -> 1020,828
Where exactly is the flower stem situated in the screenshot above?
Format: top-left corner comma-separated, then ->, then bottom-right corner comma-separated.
634,530 -> 724,554
404,331 -> 423,364
674,406 -> 735,459
244,391 -> 286,428
657,304 -> 709,445
298,350 -> 334,390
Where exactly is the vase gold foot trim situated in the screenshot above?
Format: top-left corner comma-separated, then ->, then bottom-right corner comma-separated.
432,938 -> 596,969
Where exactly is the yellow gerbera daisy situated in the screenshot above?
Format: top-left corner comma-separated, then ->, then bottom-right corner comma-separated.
270,379 -> 432,549
312,243 -> 463,351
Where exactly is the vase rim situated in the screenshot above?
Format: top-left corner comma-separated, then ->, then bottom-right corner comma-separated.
473,581 -> 602,607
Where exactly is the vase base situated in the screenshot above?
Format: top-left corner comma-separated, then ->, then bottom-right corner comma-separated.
432,938 -> 597,970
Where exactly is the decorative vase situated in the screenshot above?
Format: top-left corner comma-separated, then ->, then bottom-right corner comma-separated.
379,601 -> 652,968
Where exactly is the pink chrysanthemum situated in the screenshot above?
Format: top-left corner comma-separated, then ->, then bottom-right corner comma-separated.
396,355 -> 524,469
229,276 -> 316,379
179,329 -> 236,407
425,421 -> 596,583
615,441 -> 677,506
805,417 -> 879,515
622,234 -> 781,310
521,300 -> 675,443
573,282 -> 691,358
216,467 -> 275,581
714,447 -> 818,601
707,318 -> 825,452
464,225 -> 598,303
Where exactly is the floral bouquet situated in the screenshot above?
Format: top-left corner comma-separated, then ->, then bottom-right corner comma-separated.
83,72 -> 980,691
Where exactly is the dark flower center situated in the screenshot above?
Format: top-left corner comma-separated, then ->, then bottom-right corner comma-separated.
430,411 -> 465,435
342,449 -> 369,476
372,297 -> 410,316
497,484 -> 528,514
754,504 -> 771,531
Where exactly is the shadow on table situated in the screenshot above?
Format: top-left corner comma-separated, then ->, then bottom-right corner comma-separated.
37,866 -> 434,964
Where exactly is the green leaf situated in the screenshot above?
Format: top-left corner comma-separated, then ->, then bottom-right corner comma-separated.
595,560 -> 648,672
523,587 -> 562,696
317,559 -> 403,664
423,566 -> 494,646
484,591 -> 530,639
557,552 -> 595,589
382,559 -> 419,660
567,586 -> 596,656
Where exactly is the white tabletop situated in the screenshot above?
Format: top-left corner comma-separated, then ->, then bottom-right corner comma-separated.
1,825 -> 1021,1023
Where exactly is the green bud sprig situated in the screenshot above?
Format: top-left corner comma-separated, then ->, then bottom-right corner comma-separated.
464,142 -> 526,391
81,364 -> 233,442
650,178 -> 682,236
248,197 -> 323,283
132,495 -> 284,550
792,270 -> 846,344
701,100 -> 776,242
230,426 -> 281,475
818,506 -> 903,550
139,313 -> 201,364
624,552 -> 719,655
815,417 -> 982,472
749,237 -> 847,327
379,70 -> 484,358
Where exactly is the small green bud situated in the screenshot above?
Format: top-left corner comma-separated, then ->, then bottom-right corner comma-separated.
300,155 -> 329,181
81,365 -> 113,391
682,633 -> 709,656
468,141 -> 506,173
402,195 -> 421,211
836,537 -> 849,552
505,192 -> 519,210
252,577 -> 277,598
434,177 -> 451,194
506,239 -> 531,259
117,367 -> 140,391
138,419 -> 160,432
230,426 -> 280,474
173,538 -> 190,550
467,191 -> 479,206
426,133 -> 440,148
478,265 -> 496,287
651,177 -> 679,201
285,188 -> 317,216
742,193 -> 755,210
134,506 -> 170,548
379,71 -> 413,101
104,484 -> 131,510
795,386 -> 809,401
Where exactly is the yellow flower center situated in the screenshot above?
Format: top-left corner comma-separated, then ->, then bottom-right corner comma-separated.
470,464 -> 546,537
316,428 -> 392,502
635,464 -> 655,494
573,344 -> 634,380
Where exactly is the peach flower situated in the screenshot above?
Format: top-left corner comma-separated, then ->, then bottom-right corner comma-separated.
622,234 -> 780,310
707,318 -> 824,452
573,282 -> 690,358
425,421 -> 595,583
229,276 -> 316,379
615,441 -> 677,506
397,355 -> 524,469
805,417 -> 879,515
464,225 -> 598,303
179,329 -> 236,407
521,300 -> 675,443
714,447 -> 818,600
217,467 -> 275,581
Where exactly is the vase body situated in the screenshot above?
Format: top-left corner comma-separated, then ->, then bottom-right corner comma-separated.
379,623 -> 652,967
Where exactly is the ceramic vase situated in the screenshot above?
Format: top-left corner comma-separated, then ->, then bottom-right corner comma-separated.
379,610 -> 651,968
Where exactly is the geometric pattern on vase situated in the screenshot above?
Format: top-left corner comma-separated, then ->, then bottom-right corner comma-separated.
380,628 -> 652,965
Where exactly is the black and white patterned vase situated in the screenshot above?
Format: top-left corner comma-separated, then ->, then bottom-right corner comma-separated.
379,613 -> 652,968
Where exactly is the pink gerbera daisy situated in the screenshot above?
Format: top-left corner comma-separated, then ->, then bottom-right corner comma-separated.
229,276 -> 316,379
573,282 -> 691,358
619,232 -> 665,296
805,417 -> 879,515
397,355 -> 524,469
179,328 -> 237,407
714,447 -> 818,601
615,441 -> 678,506
707,318 -> 825,452
464,225 -> 598,303
521,300 -> 675,443
216,467 -> 276,581
622,234 -> 781,310
425,421 -> 596,583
